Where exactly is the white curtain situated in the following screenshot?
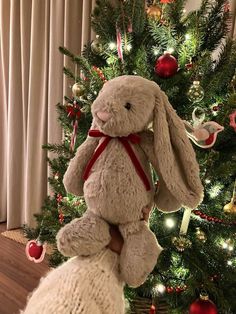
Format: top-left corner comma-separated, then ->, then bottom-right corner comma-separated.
0,0 -> 95,229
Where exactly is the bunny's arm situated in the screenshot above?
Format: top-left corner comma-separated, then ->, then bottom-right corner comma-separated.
139,130 -> 182,212
63,136 -> 99,196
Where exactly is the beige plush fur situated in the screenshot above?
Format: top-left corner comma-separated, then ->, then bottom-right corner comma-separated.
59,75 -> 203,287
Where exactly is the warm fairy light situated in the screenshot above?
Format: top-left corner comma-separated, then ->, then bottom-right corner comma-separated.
185,34 -> 191,40
155,283 -> 166,294
126,43 -> 132,52
227,260 -> 233,266
222,239 -> 234,251
205,179 -> 211,184
182,9 -> 187,13
167,47 -> 174,54
209,184 -> 222,198
165,217 -> 175,228
153,48 -> 159,56
222,242 -> 228,249
109,42 -> 116,50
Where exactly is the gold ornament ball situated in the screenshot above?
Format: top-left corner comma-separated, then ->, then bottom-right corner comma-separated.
72,83 -> 85,97
91,38 -> 103,54
224,199 -> 236,214
147,5 -> 162,20
187,81 -> 204,103
172,236 -> 192,252
195,227 -> 207,243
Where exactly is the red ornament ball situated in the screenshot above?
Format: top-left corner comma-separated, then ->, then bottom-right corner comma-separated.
155,52 -> 178,78
149,304 -> 156,314
189,295 -> 218,314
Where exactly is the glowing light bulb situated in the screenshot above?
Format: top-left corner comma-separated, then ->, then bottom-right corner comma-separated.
228,245 -> 234,251
109,42 -> 116,50
165,218 -> 175,228
155,283 -> 166,294
126,43 -> 132,52
209,184 -> 222,198
167,47 -> 174,54
153,48 -> 159,56
227,260 -> 233,266
185,34 -> 191,40
183,9 -> 187,13
222,242 -> 228,249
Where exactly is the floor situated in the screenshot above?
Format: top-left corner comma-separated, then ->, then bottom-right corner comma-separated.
0,223 -> 49,314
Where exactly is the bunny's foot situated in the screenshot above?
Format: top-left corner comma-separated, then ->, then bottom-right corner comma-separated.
119,221 -> 162,287
56,211 -> 111,257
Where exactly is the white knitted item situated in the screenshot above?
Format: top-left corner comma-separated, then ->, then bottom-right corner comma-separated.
22,249 -> 125,314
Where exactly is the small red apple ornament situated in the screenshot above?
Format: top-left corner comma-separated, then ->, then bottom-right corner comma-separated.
25,239 -> 46,263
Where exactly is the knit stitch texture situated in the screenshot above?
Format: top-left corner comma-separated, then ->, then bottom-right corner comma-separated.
22,249 -> 125,314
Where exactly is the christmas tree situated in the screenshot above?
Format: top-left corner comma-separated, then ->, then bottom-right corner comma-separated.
24,0 -> 236,313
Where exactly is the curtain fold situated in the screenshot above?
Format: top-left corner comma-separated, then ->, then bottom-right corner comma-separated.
0,0 -> 93,229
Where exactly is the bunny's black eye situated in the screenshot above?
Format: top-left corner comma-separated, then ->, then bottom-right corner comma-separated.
124,102 -> 132,110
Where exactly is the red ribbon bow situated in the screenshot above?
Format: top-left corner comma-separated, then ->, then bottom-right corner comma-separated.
83,130 -> 151,191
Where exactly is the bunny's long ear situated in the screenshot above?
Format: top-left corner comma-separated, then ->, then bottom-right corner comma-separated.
153,84 -> 203,211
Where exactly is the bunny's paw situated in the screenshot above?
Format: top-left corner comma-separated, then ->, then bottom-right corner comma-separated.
119,221 -> 162,287
56,212 -> 111,257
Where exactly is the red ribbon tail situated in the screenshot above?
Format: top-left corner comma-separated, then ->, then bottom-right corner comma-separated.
83,137 -> 111,180
119,138 -> 151,191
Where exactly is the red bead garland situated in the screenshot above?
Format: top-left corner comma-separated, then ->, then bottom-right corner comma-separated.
166,285 -> 187,294
193,210 -> 236,225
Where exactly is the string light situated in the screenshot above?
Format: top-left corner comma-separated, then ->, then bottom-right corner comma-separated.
185,34 -> 191,40
167,47 -> 175,54
222,242 -> 228,249
109,42 -> 116,50
227,260 -> 233,266
221,239 -> 234,251
208,184 -> 223,198
165,217 -> 175,228
154,283 -> 166,294
126,43 -> 132,52
153,48 -> 159,56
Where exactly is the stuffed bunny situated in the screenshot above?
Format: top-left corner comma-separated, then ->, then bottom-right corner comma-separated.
57,75 -> 203,287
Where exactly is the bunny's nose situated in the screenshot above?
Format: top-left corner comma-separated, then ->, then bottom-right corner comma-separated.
97,111 -> 111,122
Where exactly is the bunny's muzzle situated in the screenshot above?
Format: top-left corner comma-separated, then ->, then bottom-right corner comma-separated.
97,111 -> 112,122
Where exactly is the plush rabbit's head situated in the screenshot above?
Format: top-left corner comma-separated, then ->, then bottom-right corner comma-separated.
91,76 -> 155,137
92,75 -> 203,211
